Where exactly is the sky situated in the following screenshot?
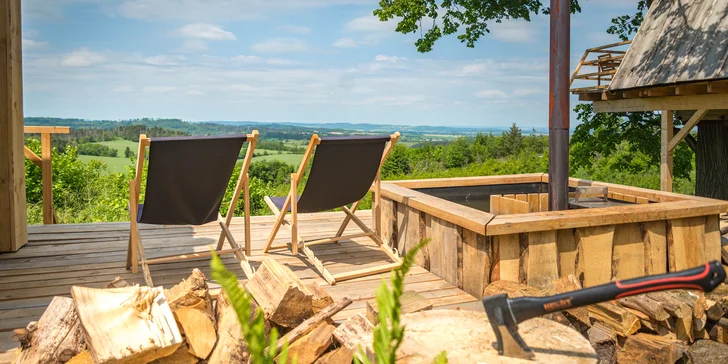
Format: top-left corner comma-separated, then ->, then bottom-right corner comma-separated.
21,0 -> 638,128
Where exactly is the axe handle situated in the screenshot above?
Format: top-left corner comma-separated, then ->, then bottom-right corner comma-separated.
508,260 -> 726,324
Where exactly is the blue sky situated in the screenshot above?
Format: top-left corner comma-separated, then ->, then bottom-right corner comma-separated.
21,0 -> 637,127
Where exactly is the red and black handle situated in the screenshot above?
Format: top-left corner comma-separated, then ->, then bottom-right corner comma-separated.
508,261 -> 726,324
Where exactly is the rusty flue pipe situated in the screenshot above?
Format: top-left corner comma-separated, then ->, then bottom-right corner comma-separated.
548,0 -> 570,211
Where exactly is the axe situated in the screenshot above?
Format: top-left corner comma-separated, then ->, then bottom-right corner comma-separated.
482,261 -> 726,360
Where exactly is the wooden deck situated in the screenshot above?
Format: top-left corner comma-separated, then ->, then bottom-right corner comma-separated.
0,210 -> 477,359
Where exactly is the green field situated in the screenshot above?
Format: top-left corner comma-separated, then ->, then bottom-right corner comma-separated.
252,153 -> 303,166
94,139 -> 139,154
78,155 -> 132,173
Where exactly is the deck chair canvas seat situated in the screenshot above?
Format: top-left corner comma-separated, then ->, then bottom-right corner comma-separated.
126,132 -> 258,286
263,133 -> 401,285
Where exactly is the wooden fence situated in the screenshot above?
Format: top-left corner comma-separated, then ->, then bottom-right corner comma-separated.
23,126 -> 70,224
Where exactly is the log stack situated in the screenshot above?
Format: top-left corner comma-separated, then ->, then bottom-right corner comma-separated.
483,277 -> 728,363
10,261 -> 365,364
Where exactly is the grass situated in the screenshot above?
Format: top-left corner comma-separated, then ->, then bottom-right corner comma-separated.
78,155 -> 132,174
252,153 -> 304,166
93,139 -> 139,154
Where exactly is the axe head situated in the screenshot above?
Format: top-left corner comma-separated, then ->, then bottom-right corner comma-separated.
482,294 -> 535,360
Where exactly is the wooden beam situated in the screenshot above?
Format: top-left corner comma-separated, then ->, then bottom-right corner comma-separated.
23,126 -> 70,134
23,146 -> 41,168
661,111 -> 674,192
41,133 -> 53,224
668,109 -> 708,152
594,94 -> 728,112
0,0 -> 27,252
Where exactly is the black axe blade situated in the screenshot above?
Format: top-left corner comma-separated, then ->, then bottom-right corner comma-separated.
482,260 -> 726,360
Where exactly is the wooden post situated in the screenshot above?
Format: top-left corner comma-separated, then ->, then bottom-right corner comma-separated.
41,133 -> 53,224
661,110 -> 674,192
374,172 -> 381,237
291,173 -> 298,255
0,0 -> 27,252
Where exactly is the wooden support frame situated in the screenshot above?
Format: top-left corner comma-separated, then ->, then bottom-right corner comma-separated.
22,126 -> 70,225
126,131 -> 258,286
668,109 -> 707,152
262,133 -> 402,285
661,111 -> 674,192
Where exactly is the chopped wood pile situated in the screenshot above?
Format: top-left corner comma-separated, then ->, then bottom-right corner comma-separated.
484,277 -> 728,363
13,260 -> 408,364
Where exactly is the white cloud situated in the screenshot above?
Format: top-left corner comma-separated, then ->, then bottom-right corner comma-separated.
233,55 -> 263,63
280,25 -> 312,34
375,55 -> 407,63
176,23 -> 236,41
475,90 -> 508,98
145,55 -> 186,66
175,40 -> 209,53
112,85 -> 134,93
489,20 -> 537,43
250,38 -> 307,54
142,85 -> 179,94
332,38 -> 357,48
23,38 -> 49,51
345,15 -> 396,33
60,48 -> 106,67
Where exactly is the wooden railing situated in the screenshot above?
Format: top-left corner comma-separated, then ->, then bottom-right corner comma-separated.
570,40 -> 632,93
23,126 -> 70,224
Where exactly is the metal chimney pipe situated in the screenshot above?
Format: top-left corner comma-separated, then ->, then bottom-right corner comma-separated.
548,0 -> 570,211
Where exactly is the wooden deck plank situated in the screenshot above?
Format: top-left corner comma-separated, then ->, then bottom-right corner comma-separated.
0,210 -> 477,355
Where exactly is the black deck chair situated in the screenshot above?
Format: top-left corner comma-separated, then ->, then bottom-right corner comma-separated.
263,132 -> 401,285
126,131 -> 258,286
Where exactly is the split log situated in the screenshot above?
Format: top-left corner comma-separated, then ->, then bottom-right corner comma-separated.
646,291 -> 694,342
706,299 -> 725,321
708,318 -> 728,343
687,339 -> 728,364
209,300 -> 269,364
307,283 -> 333,315
623,307 -> 666,335
104,276 -> 130,288
164,269 -> 216,360
616,333 -> 687,363
551,275 -> 590,326
247,259 -> 314,328
65,351 -> 93,364
617,295 -> 670,321
314,347 -> 354,364
366,290 -> 432,325
71,285 -> 182,363
151,344 -> 198,364
587,322 -> 617,364
396,310 -> 596,363
13,296 -> 84,364
332,314 -> 374,361
284,321 -> 336,364
588,301 -> 641,336
271,297 -> 352,354
483,280 -> 542,297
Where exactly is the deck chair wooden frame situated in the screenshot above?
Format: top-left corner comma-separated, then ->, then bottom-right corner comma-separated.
126,131 -> 259,286
262,132 -> 401,285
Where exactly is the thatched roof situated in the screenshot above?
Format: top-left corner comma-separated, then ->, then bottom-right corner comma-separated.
608,0 -> 728,91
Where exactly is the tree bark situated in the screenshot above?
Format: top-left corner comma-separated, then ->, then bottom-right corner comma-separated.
696,120 -> 728,200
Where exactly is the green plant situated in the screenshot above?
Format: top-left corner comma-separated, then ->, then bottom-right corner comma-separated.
357,239 -> 447,364
210,252 -> 291,364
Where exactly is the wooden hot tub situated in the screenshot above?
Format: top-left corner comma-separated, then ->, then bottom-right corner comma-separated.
377,173 -> 728,298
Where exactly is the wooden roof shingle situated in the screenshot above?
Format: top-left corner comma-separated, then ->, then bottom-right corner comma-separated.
608,0 -> 728,91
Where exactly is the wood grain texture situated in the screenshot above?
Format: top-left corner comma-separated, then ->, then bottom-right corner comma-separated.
704,214 -> 721,262
556,229 -> 578,277
494,233 -> 520,282
669,216 -> 706,271
643,221 -> 668,275
380,198 -> 396,250
0,0 -> 27,252
461,229 -> 490,298
527,230 -> 559,291
427,217 -> 460,285
612,223 -> 646,280
13,296 -> 83,364
576,225 -> 615,287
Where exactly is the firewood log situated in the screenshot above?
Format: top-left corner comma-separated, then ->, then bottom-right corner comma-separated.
65,351 -> 93,364
588,301 -> 641,336
646,291 -> 694,342
617,294 -> 670,321
104,276 -> 130,288
707,317 -> 728,343
306,283 -> 333,315
706,299 -> 725,321
332,313 -> 374,361
164,269 -> 216,360
616,333 -> 687,363
13,297 -> 84,364
246,259 -> 315,328
151,344 -> 198,364
209,299 -> 269,364
314,347 -> 353,364
587,322 -> 617,364
366,290 -> 432,325
71,286 -> 182,363
550,275 -> 590,326
483,280 -> 542,297
271,298 -> 352,354
283,321 -> 336,364
687,339 -> 728,364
